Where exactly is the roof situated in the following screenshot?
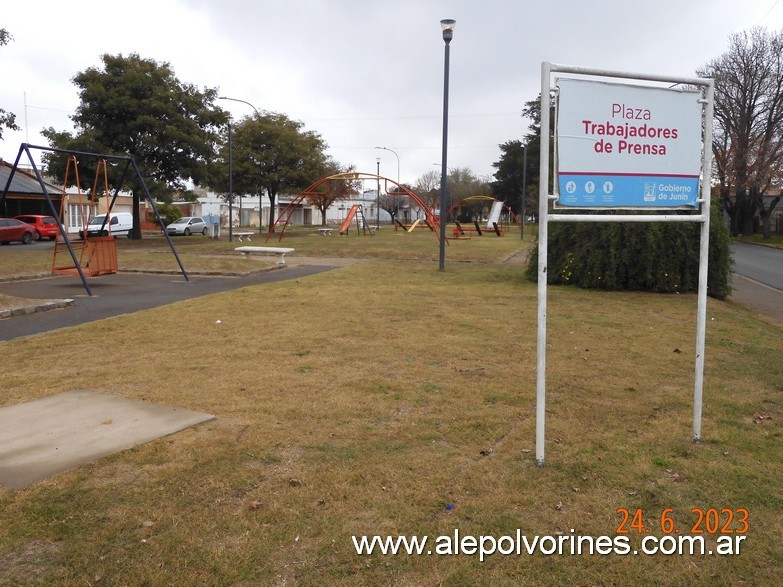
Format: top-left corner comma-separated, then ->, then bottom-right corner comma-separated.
0,160 -> 62,196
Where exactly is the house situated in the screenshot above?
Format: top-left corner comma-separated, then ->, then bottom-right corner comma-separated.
0,160 -> 64,218
0,160 -> 138,234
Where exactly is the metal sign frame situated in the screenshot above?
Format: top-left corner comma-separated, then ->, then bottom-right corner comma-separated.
535,62 -> 715,465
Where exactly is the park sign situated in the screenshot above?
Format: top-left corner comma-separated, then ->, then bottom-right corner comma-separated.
535,63 -> 715,466
555,78 -> 703,209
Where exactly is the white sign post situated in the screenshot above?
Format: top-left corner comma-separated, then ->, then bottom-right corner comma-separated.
535,63 -> 714,465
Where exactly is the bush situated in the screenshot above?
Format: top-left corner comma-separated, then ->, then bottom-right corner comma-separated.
156,203 -> 183,227
526,201 -> 732,299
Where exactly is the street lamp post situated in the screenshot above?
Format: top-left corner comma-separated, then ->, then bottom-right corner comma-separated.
439,19 -> 455,271
218,96 -> 261,240
227,120 -> 233,242
521,143 -> 528,240
374,146 -> 399,183
376,158 -> 381,229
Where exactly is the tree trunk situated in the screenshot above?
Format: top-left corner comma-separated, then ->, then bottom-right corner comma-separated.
266,192 -> 277,233
759,196 -> 781,240
130,191 -> 143,239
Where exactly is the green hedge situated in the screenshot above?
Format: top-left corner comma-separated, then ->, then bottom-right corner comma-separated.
526,203 -> 732,299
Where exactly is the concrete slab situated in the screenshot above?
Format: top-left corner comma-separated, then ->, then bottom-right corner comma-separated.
0,390 -> 215,490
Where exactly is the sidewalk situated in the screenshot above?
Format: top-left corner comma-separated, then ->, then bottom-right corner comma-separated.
729,273 -> 783,328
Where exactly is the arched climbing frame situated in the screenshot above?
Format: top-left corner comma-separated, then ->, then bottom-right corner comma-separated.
447,195 -> 520,224
265,172 -> 447,244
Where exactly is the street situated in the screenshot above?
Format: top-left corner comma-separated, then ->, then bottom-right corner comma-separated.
731,241 -> 783,290
729,241 -> 783,327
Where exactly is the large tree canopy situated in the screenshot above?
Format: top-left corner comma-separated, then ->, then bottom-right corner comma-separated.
305,161 -> 360,226
42,53 -> 226,238
698,27 -> 783,238
213,111 -> 328,231
491,98 -> 544,221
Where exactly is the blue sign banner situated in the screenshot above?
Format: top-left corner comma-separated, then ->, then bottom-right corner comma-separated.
557,173 -> 700,208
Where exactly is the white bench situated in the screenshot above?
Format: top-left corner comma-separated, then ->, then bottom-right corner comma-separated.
234,231 -> 254,241
318,227 -> 333,236
235,246 -> 295,265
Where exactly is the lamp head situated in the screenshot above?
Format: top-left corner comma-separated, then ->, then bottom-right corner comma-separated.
440,19 -> 456,43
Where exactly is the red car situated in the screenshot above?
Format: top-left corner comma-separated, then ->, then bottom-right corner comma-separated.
0,217 -> 37,245
14,214 -> 60,240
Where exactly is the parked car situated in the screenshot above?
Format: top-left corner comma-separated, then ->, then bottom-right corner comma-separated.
166,216 -> 208,236
14,214 -> 60,240
78,213 -> 134,239
0,217 -> 37,245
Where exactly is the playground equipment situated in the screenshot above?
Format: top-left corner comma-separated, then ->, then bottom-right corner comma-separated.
266,172 -> 446,244
393,218 -> 434,232
52,157 -> 118,277
447,196 -> 519,238
0,143 -> 187,296
338,204 -> 372,236
486,199 -> 503,229
453,220 -> 504,239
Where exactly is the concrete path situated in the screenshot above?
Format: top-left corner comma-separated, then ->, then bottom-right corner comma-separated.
0,390 -> 214,489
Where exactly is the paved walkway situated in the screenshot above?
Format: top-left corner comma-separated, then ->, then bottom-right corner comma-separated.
0,263 -> 341,341
729,273 -> 783,328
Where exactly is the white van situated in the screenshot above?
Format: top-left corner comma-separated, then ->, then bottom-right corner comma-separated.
79,213 -> 134,239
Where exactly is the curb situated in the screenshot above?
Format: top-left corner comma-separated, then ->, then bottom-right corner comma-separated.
0,298 -> 74,320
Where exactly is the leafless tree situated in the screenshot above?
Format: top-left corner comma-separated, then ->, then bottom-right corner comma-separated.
699,27 -> 783,238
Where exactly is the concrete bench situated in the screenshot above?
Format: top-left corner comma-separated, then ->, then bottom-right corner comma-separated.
318,227 -> 333,236
234,231 -> 254,241
235,246 -> 295,265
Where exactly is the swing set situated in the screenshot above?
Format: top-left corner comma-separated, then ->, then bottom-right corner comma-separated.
0,143 -> 188,296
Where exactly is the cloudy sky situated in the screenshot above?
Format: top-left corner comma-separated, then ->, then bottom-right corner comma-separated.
2,0 -> 783,187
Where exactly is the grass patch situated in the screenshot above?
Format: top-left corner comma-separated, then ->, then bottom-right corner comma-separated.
736,234 -> 783,249
1,226 -> 781,585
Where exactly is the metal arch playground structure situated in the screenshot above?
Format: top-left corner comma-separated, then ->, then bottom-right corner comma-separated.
447,195 -> 519,224
265,172 -> 445,242
446,195 -> 520,238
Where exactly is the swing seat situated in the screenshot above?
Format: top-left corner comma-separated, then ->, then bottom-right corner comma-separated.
52,236 -> 118,276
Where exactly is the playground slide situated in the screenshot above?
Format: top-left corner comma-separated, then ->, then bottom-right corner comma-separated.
339,205 -> 360,234
486,200 -> 503,230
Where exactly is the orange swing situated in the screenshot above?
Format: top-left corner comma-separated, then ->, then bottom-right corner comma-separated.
52,157 -> 118,277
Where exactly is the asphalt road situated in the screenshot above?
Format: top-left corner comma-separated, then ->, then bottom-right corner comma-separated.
0,265 -> 337,341
731,241 -> 783,290
729,242 -> 783,328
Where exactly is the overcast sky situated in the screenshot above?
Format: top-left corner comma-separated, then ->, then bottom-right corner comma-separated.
2,0 -> 783,187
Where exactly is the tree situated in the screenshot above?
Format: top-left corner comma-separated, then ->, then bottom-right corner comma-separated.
305,162 -> 360,226
413,169 -> 440,217
698,27 -> 783,238
446,166 -> 483,202
215,112 -> 328,231
0,29 -> 20,140
492,140 -> 526,214
378,182 -> 414,225
492,98 -> 547,222
42,53 -> 226,238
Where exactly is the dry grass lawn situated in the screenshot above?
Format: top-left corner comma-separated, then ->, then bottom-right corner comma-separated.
0,226 -> 781,585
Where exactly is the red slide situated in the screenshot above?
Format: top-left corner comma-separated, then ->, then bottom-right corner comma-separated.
339,205 -> 360,234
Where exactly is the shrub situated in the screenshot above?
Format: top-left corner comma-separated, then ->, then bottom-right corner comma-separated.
526,201 -> 732,299
156,203 -> 183,227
